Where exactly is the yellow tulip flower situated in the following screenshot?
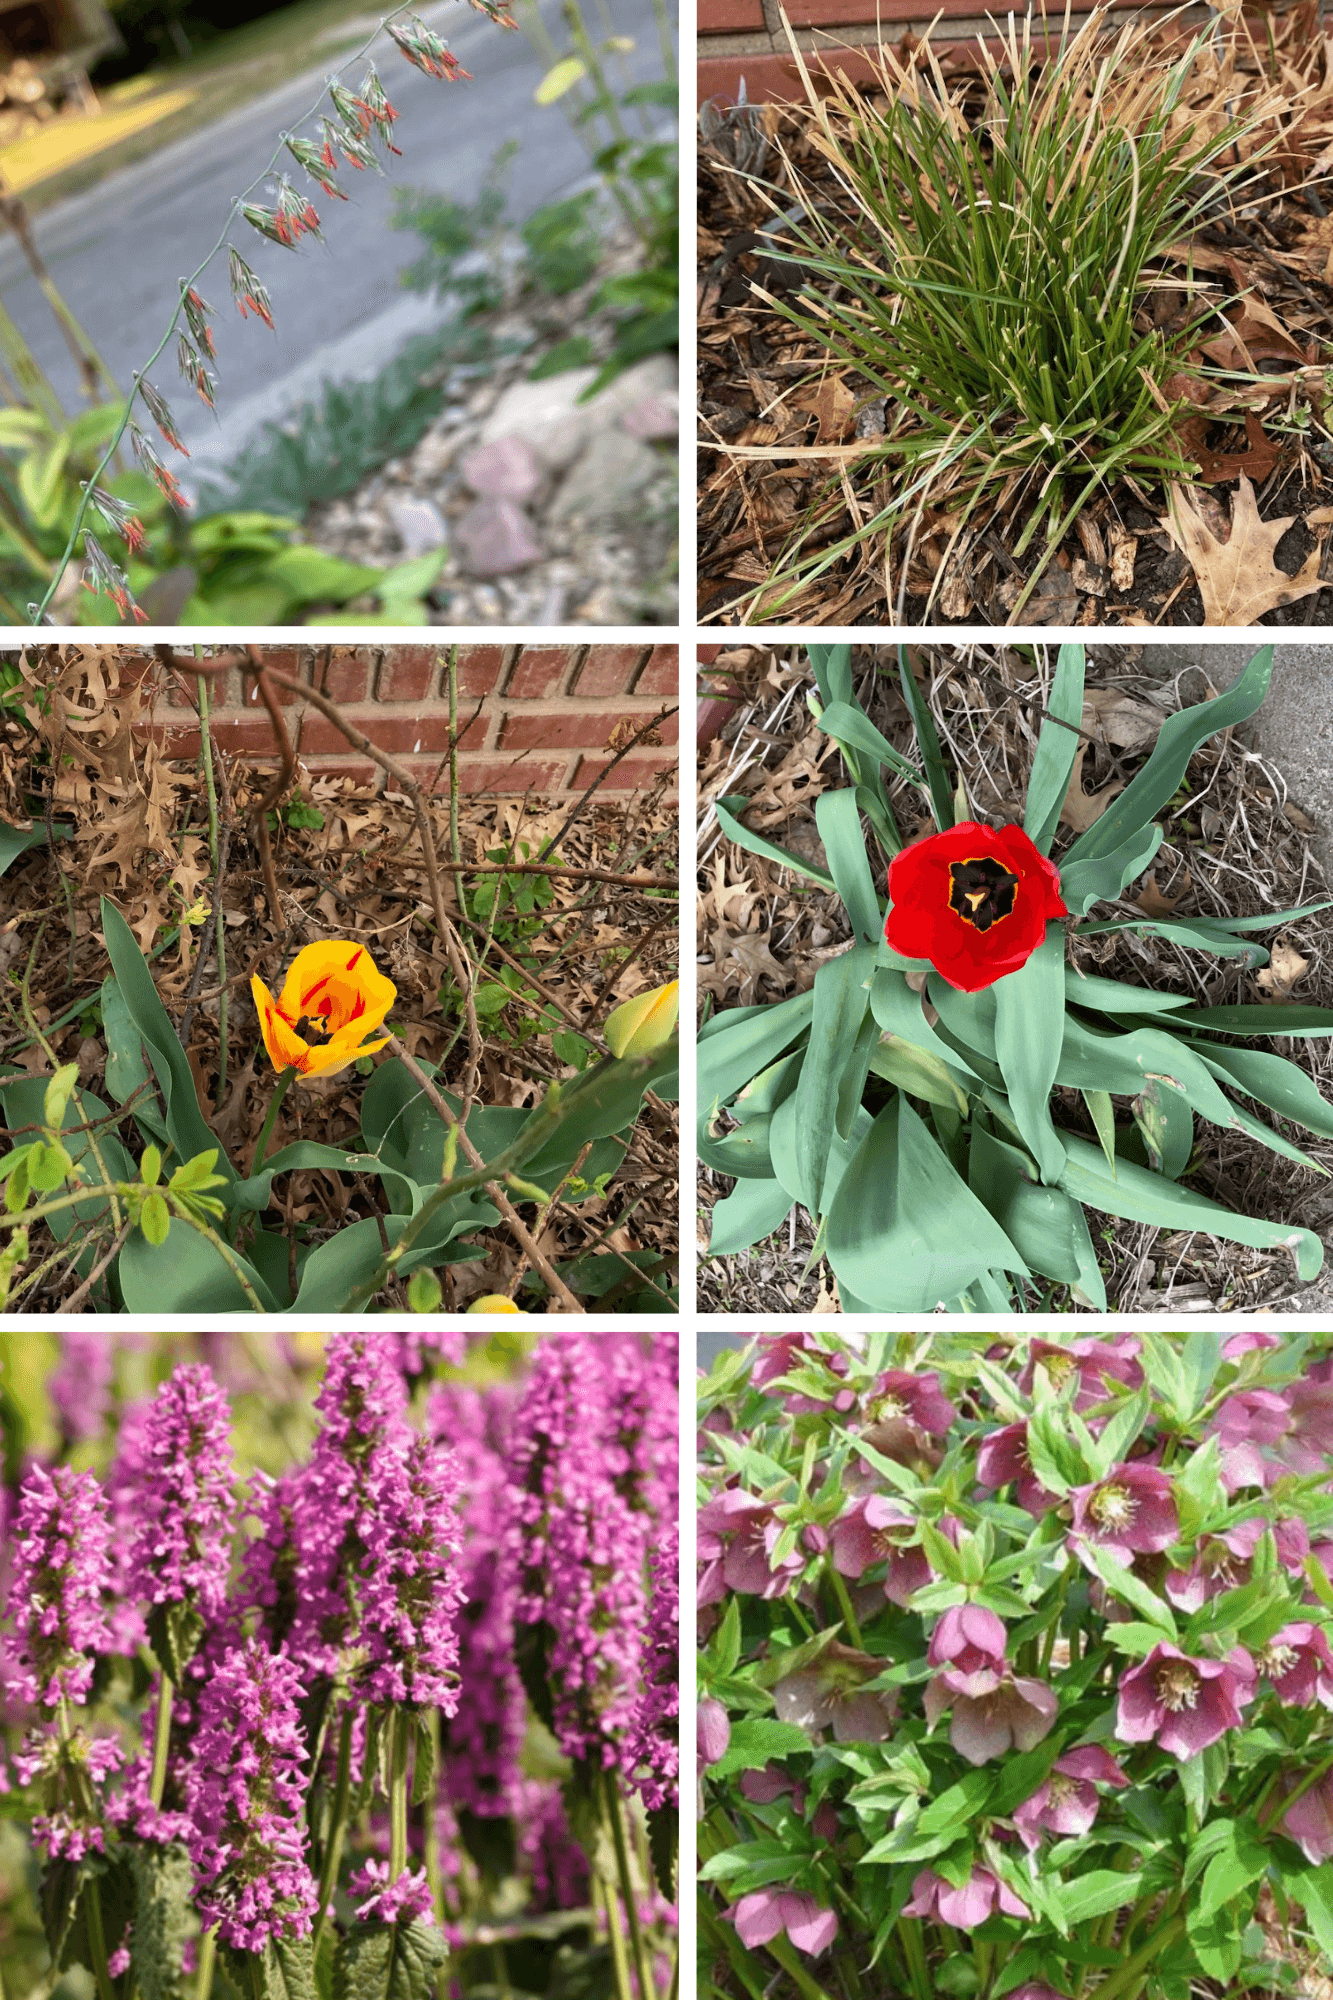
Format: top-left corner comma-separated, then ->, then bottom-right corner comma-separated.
251,940 -> 397,1081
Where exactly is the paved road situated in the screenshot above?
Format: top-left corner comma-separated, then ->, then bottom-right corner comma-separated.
0,0 -> 672,482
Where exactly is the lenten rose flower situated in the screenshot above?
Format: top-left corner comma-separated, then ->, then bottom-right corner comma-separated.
927,1604 -> 1007,1675
902,1865 -> 1029,1929
1282,1361 -> 1333,1475
698,1699 -> 730,1774
775,1645 -> 900,1743
828,1495 -> 930,1604
733,1889 -> 838,1956
1019,1337 -> 1142,1410
1165,1514 -> 1310,1612
1013,1745 -> 1128,1851
849,1370 -> 958,1477
1069,1461 -> 1177,1571
1115,1643 -> 1248,1759
738,1764 -> 839,1840
975,1423 -> 1059,1516
697,1491 -> 804,1600
1281,1771 -> 1333,1863
1221,1331 -> 1283,1359
924,1668 -> 1058,1764
1010,1987 -> 1073,2000
752,1334 -> 854,1413
1256,1623 -> 1333,1709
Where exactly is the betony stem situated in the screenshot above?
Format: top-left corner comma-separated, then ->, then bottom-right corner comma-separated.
605,1771 -> 656,2000
148,1669 -> 175,1809
312,1703 -> 354,1951
388,1706 -> 410,1882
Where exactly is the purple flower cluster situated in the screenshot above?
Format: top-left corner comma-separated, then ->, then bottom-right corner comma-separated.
124,1363 -> 235,1624
7,1462 -> 113,1706
347,1859 -> 435,1924
429,1382 -> 526,1817
625,1529 -> 679,1811
184,1638 -> 319,1950
291,1330 -> 412,1671
508,1336 -> 650,1766
358,1432 -> 464,1711
46,1330 -> 114,1444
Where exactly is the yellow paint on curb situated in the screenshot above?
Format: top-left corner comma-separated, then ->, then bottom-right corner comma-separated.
0,88 -> 197,192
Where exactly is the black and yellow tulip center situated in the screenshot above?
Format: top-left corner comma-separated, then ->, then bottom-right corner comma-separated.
948,856 -> 1019,933
293,1012 -> 336,1045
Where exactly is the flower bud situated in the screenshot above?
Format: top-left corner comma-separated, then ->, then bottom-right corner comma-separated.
604,979 -> 679,1059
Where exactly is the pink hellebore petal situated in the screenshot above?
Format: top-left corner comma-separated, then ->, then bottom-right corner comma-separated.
1020,1337 -> 1142,1410
1011,1987 -> 1075,2000
1282,1369 -> 1333,1475
781,1893 -> 839,1955
1221,1331 -> 1283,1359
1210,1390 -> 1290,1450
698,1491 -> 803,1599
1115,1644 -> 1248,1760
1012,1745 -> 1128,1852
927,1669 -> 1059,1765
904,1867 -> 1028,1930
1281,1772 -> 1333,1865
928,1603 -> 1008,1673
733,1890 -> 838,1956
733,1890 -> 785,1948
975,1422 -> 1058,1516
1257,1623 -> 1333,1710
697,1699 -> 731,1771
1069,1461 -> 1178,1570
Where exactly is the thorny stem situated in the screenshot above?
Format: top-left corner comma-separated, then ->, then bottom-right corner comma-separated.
36,3 -> 425,623
606,1773 -> 656,2000
148,1670 -> 174,1809
447,644 -> 461,869
312,1704 -> 354,1951
252,1064 -> 297,1177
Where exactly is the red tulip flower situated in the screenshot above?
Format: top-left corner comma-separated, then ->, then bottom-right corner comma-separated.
884,820 -> 1067,993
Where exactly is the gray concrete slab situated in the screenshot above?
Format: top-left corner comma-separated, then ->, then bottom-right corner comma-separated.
0,0 -> 672,479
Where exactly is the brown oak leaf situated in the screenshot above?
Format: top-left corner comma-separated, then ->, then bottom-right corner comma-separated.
1161,477 -> 1326,625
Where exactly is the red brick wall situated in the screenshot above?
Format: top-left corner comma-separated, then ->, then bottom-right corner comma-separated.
145,643 -> 678,799
698,1 -> 1165,105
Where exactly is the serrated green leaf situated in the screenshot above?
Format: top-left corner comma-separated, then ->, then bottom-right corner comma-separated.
1077,1539 -> 1177,1637
130,1841 -> 194,2000
333,1919 -> 448,2000
709,1718 -> 814,1778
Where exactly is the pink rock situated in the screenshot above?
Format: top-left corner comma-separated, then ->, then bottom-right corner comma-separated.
622,394 -> 679,441
453,497 -> 541,576
460,435 -> 542,501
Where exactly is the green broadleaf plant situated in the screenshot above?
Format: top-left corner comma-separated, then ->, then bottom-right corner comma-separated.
701,641 -> 1333,1311
0,897 -> 677,1312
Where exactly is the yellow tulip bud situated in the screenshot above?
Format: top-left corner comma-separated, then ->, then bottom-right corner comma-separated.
467,1294 -> 525,1315
603,979 -> 679,1059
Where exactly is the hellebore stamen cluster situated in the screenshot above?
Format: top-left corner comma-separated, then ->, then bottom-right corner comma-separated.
1155,1661 -> 1202,1714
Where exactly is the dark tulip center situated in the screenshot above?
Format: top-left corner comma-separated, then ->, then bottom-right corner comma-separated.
948,856 -> 1019,932
293,1012 -> 336,1045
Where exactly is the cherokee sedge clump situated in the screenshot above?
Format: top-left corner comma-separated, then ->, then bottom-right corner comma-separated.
699,1328 -> 1333,2000
0,1331 -> 679,2000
